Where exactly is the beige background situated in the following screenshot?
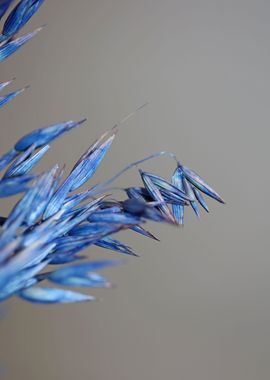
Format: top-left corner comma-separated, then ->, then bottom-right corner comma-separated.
0,1 -> 270,379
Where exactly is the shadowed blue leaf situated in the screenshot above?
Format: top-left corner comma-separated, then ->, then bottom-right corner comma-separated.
140,170 -> 176,224
127,185 -> 186,206
122,198 -> 147,216
48,252 -> 85,265
126,186 -> 154,202
0,0 -> 14,20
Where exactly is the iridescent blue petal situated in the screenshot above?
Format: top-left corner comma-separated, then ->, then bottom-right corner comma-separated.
0,148 -> 18,171
193,187 -> 209,212
95,237 -> 137,256
47,197 -> 105,240
182,176 -> 200,218
0,237 -> 21,265
69,132 -> 116,192
0,173 -> 36,197
44,132 -> 114,218
182,165 -> 225,203
88,211 -> 142,225
18,287 -> 95,303
182,176 -> 195,201
190,200 -> 200,218
47,260 -> 120,288
0,26 -> 43,61
48,260 -> 121,278
43,175 -> 73,219
4,144 -> 49,178
53,236 -> 96,253
24,166 -> 60,226
140,170 -> 176,224
4,143 -> 36,177
0,240 -> 55,287
98,202 -> 122,213
130,225 -> 159,241
49,271 -> 111,288
69,222 -> 118,237
142,172 -> 191,202
0,78 -> 15,92
0,260 -> 48,301
62,188 -> 96,211
0,86 -> 28,108
0,216 -> 7,225
171,166 -> 185,225
0,180 -> 39,246
2,0 -> 44,39
15,119 -> 86,151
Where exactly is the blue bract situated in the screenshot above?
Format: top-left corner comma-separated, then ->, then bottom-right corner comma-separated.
0,0 -> 224,304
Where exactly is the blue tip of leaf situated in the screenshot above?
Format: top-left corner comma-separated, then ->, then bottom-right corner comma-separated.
0,26 -> 43,62
0,86 -> 28,108
18,287 -> 96,304
0,78 -> 15,92
182,165 -> 225,204
15,119 -> 86,151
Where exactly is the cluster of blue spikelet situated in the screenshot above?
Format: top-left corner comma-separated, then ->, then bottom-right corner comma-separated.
0,1 -> 224,304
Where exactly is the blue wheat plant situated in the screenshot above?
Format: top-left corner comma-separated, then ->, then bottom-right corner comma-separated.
0,0 -> 224,304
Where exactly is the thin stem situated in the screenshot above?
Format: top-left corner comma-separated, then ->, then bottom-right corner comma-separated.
91,151 -> 179,197
111,102 -> 149,132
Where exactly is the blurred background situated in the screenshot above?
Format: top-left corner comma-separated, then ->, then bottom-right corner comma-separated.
0,0 -> 270,379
